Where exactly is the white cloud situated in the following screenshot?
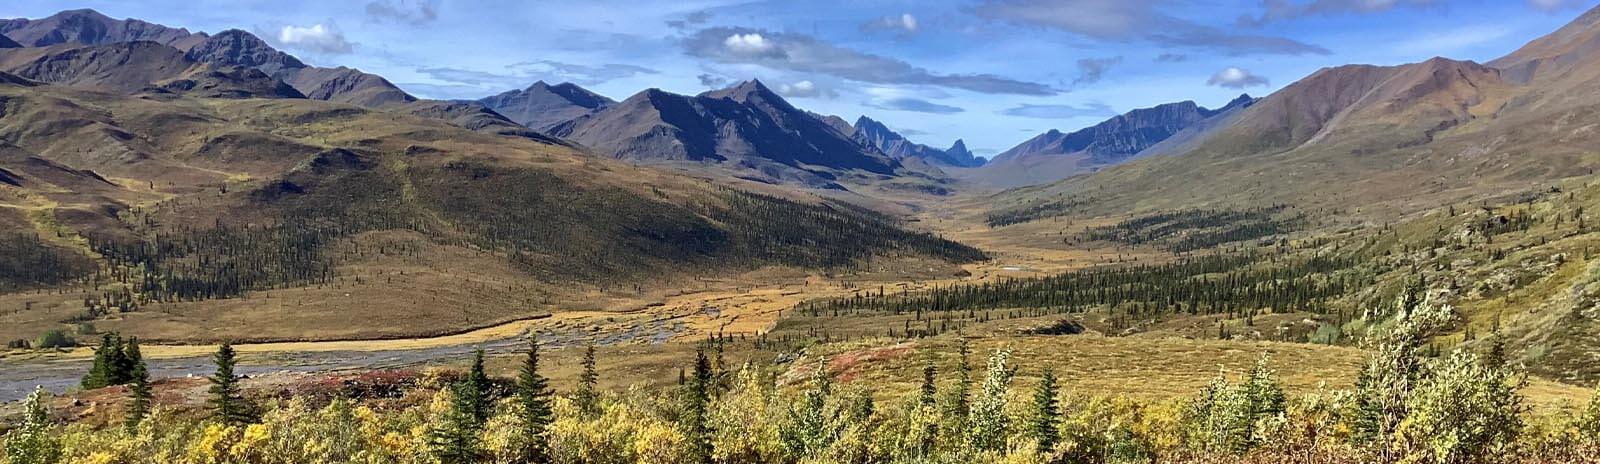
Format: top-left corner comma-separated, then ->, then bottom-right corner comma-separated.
723,33 -> 777,55
863,13 -> 919,34
277,24 -> 354,54
777,80 -> 836,98
1206,67 -> 1269,89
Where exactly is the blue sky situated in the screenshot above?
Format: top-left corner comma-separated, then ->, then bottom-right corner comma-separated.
3,1 -> 1594,157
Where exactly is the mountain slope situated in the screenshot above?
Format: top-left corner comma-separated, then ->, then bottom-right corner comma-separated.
852,116 -> 984,168
548,80 -> 901,177
478,81 -> 614,132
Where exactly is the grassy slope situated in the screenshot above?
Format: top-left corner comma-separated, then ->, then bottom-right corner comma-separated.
0,84 -> 982,344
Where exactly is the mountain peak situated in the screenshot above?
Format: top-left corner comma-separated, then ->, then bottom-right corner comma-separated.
478,81 -> 613,131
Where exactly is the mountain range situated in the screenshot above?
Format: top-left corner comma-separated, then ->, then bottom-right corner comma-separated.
851,116 -> 985,168
971,95 -> 1256,187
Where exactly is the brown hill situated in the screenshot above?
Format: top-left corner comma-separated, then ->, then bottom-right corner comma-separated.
0,41 -> 196,93
0,81 -> 982,342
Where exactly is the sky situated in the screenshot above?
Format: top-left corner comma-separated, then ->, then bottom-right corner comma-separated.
3,0 -> 1595,158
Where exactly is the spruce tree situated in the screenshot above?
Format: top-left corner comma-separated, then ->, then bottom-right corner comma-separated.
429,382 -> 485,464
465,348 -> 491,425
683,346 -> 714,464
516,335 -> 553,463
575,341 -> 599,417
919,359 -> 937,407
82,333 -> 124,389
124,337 -> 151,433
208,342 -> 251,424
1032,368 -> 1060,453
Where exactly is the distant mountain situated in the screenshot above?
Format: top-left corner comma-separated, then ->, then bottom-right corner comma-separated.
0,11 -> 415,108
942,139 -> 983,166
1000,5 -> 1600,218
0,34 -> 20,49
0,9 -> 199,49
972,96 -> 1253,187
548,80 -> 900,178
850,116 -> 984,168
478,81 -> 614,132
183,29 -> 414,107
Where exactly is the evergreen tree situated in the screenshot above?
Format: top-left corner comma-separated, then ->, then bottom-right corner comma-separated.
516,335 -> 552,463
575,341 -> 599,417
918,359 -> 937,407
1032,368 -> 1060,453
942,338 -> 973,420
3,387 -> 60,464
81,333 -> 127,389
208,342 -> 251,424
428,383 -> 485,464
465,348 -> 492,425
683,346 -> 714,463
123,337 -> 151,433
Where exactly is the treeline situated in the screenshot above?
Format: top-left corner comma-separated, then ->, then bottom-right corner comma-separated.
34,163 -> 983,308
0,233 -> 93,292
986,195 -> 1095,227
797,252 -> 1363,324
87,210 -> 417,301
1078,206 -> 1304,252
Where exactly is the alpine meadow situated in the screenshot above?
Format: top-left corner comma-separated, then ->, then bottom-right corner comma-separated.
7,2 -> 1600,463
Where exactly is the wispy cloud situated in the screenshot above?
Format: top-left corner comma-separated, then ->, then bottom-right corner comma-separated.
971,0 -> 1329,56
365,0 -> 438,26
1237,0 -> 1433,28
863,13 -> 920,35
777,80 -> 837,99
683,27 -> 1058,95
867,98 -> 966,114
1074,56 -> 1122,85
1000,102 -> 1116,119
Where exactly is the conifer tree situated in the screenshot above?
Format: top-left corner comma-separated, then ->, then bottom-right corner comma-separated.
208,342 -> 251,424
919,359 -> 937,407
1032,368 -> 1060,453
82,333 -> 127,389
123,337 -> 151,433
683,346 -> 714,464
942,338 -> 973,420
465,348 -> 491,425
575,341 -> 599,417
429,383 -> 485,464
516,335 -> 552,463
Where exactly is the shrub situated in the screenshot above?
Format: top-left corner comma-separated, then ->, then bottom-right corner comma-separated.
34,329 -> 75,349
